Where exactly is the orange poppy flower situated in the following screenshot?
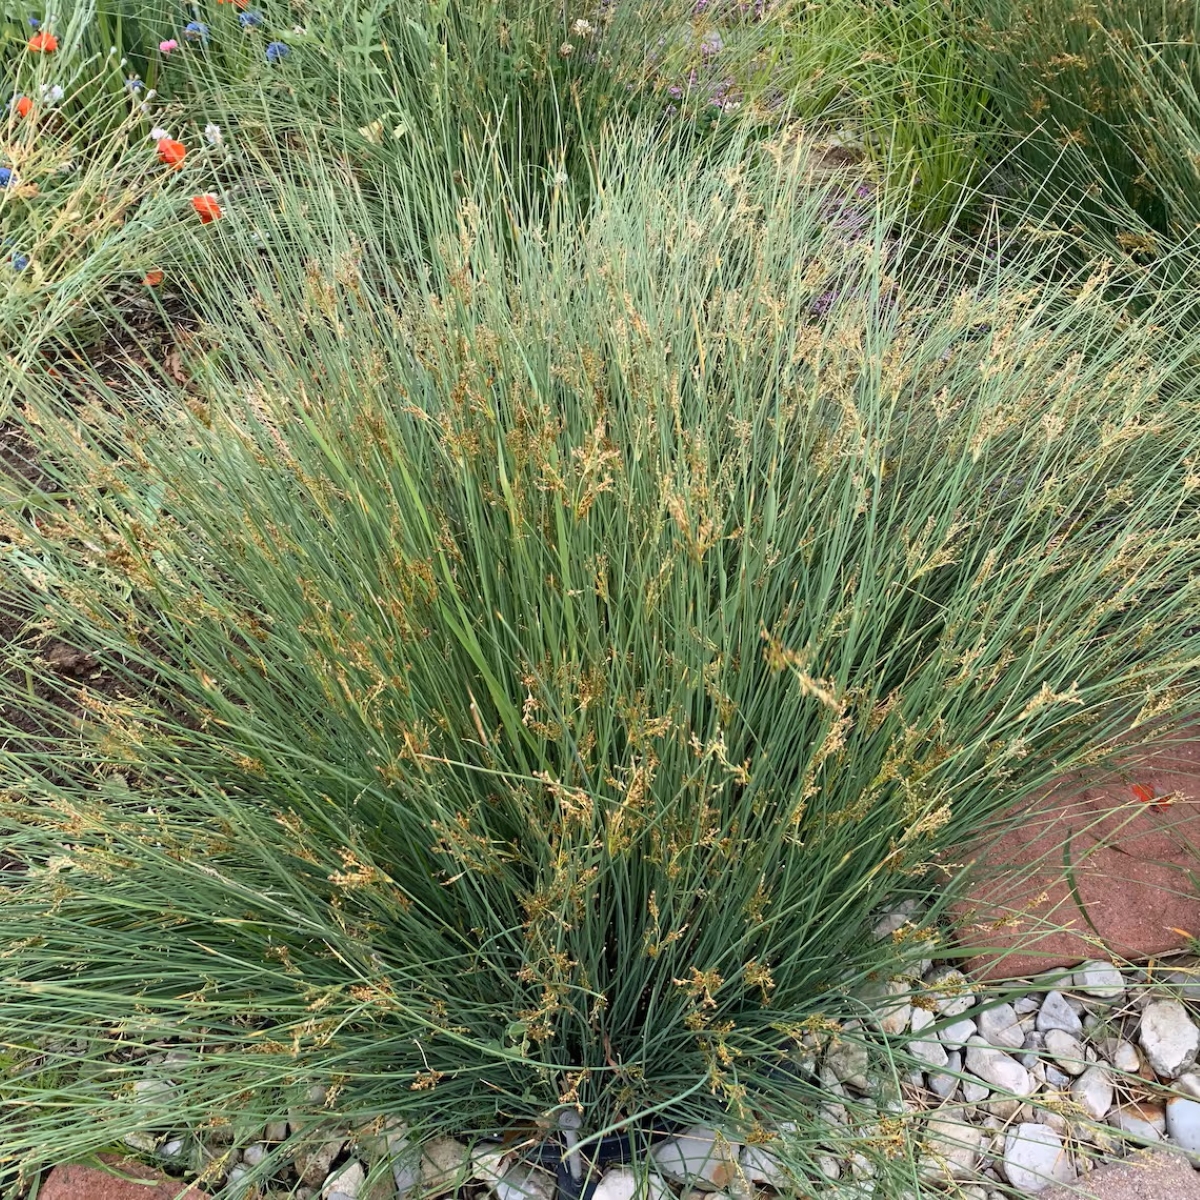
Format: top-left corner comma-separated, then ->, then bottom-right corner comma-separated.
191,194 -> 223,223
142,269 -> 165,287
1133,783 -> 1172,813
14,96 -> 33,119
28,31 -> 58,53
157,137 -> 187,170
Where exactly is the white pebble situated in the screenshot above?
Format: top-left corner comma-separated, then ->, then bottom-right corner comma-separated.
650,1127 -> 741,1188
493,1166 -> 556,1200
1173,1070 -> 1200,1100
929,1050 -> 962,1100
1166,1096 -> 1200,1152
1036,992 -> 1083,1037
1074,961 -> 1125,1001
922,1107 -> 984,1180
1070,1065 -> 1113,1121
1002,1123 -> 1074,1192
1108,1104 -> 1165,1142
1043,1028 -> 1087,1076
590,1167 -> 675,1200
939,1016 -> 977,1050
874,978 -> 913,1036
965,1038 -> 1035,1097
322,1161 -> 365,1200
1109,1040 -> 1140,1073
1139,999 -> 1200,1078
926,968 -> 975,1018
977,1004 -> 1024,1049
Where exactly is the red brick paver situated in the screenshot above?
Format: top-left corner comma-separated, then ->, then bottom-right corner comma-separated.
39,1156 -> 208,1200
956,729 -> 1200,980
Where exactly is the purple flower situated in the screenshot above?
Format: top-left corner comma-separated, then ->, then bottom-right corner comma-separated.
265,40 -> 290,63
11,253 -> 29,271
819,197 -> 870,241
707,77 -> 741,111
0,167 -> 14,188
238,9 -> 264,27
184,20 -> 209,43
809,290 -> 839,317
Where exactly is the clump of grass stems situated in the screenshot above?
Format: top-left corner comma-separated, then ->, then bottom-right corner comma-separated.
1,105 -> 1199,1195
970,0 -> 1200,239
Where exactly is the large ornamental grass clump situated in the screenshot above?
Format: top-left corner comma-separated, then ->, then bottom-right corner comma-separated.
1,112 -> 1199,1190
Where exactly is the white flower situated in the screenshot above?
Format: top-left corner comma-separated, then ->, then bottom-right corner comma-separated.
559,41 -> 574,57
204,123 -> 222,146
552,168 -> 569,188
150,126 -> 169,141
145,89 -> 157,100
39,84 -> 65,106
571,18 -> 595,37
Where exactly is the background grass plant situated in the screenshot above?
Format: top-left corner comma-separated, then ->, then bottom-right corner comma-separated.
972,0 -> 1200,249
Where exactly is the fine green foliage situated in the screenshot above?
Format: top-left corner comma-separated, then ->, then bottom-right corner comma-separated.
1,115 -> 1199,1188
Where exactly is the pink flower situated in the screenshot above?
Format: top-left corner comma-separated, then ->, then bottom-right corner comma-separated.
159,38 -> 178,53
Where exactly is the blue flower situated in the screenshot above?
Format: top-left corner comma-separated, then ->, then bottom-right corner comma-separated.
0,167 -> 14,188
12,253 -> 30,271
125,75 -> 143,92
265,39 -> 289,63
238,10 -> 263,27
183,20 -> 209,43
28,15 -> 40,27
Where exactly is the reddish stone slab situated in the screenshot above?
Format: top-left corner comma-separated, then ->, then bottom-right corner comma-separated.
955,730 -> 1200,981
39,1155 -> 208,1200
1041,1150 -> 1200,1200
